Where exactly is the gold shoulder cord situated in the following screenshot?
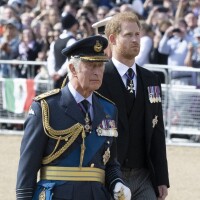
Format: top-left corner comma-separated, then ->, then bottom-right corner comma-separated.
94,91 -> 115,105
41,99 -> 86,167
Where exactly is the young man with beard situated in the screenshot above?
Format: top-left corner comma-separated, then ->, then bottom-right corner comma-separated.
98,12 -> 169,200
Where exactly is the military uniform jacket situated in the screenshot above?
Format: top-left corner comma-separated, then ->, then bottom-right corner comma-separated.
98,61 -> 170,194
16,85 -> 123,200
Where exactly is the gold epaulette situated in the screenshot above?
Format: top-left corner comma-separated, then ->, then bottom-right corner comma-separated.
34,89 -> 60,101
94,91 -> 115,105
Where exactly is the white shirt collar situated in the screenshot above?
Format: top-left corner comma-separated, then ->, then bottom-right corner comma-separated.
112,57 -> 137,78
68,82 -> 93,105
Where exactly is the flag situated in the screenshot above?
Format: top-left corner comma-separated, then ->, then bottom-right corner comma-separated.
2,78 -> 35,114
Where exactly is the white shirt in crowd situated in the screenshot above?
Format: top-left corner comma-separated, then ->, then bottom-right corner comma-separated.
47,30 -> 76,77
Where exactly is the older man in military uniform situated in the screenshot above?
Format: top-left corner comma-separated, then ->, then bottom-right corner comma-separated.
16,35 -> 131,200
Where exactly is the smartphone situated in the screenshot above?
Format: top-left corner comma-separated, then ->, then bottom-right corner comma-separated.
157,7 -> 169,13
153,0 -> 163,5
172,28 -> 181,33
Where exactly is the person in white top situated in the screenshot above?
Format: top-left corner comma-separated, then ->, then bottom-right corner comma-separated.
47,12 -> 79,88
135,21 -> 153,66
158,18 -> 195,84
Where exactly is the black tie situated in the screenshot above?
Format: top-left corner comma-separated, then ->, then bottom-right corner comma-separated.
81,99 -> 91,132
126,68 -> 135,97
81,100 -> 90,114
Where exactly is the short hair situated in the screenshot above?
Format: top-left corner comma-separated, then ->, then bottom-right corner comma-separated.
105,12 -> 140,38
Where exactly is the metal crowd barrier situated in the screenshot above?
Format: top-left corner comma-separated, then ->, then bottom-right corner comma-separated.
144,64 -> 200,145
0,60 -> 200,146
0,59 -> 47,78
0,78 -> 53,134
0,60 -> 53,134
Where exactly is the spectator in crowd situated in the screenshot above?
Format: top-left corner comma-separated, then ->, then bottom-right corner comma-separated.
0,4 -> 18,21
158,18 -> 192,66
105,6 -> 120,17
17,28 -> 41,78
191,0 -> 200,17
135,21 -> 153,66
76,4 -> 97,25
0,4 -> 21,37
20,12 -> 34,30
185,26 -> 200,68
45,7 -> 60,29
7,0 -> 25,14
52,22 -> 62,40
158,18 -> 195,85
98,12 -> 169,200
61,1 -> 79,17
175,0 -> 192,20
40,0 -> 59,11
37,20 -> 52,54
184,12 -> 198,40
47,30 -> 55,44
16,35 -> 131,200
23,0 -> 38,10
150,19 -> 172,65
149,19 -> 172,83
119,3 -> 137,15
0,19 -> 20,78
77,12 -> 94,39
146,5 -> 172,30
131,0 -> 144,17
96,5 -> 110,21
47,12 -> 79,88
30,19 -> 41,39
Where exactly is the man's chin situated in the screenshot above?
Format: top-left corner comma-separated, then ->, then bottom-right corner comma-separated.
92,84 -> 101,91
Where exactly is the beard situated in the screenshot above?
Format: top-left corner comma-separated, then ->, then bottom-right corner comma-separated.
118,47 -> 140,60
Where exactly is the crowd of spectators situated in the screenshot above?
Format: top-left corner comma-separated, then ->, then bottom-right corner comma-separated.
0,0 -> 200,85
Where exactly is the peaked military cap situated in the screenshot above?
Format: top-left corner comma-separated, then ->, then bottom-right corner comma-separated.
92,17 -> 112,35
62,35 -> 109,62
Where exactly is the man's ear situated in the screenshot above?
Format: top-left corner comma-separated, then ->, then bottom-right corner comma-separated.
109,34 -> 116,45
69,63 -> 77,76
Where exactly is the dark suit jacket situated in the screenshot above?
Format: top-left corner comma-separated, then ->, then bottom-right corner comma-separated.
98,61 -> 170,194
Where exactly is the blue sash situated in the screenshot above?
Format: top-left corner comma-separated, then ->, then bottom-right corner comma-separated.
58,128 -> 106,166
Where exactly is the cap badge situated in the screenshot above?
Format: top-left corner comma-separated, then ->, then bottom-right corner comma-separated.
94,40 -> 102,52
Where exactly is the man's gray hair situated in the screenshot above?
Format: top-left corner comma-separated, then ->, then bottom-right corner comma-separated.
67,56 -> 81,80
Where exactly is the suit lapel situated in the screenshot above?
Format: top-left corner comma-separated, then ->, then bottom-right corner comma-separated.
129,69 -> 143,120
60,85 -> 85,124
136,65 -> 154,116
104,61 -> 128,128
